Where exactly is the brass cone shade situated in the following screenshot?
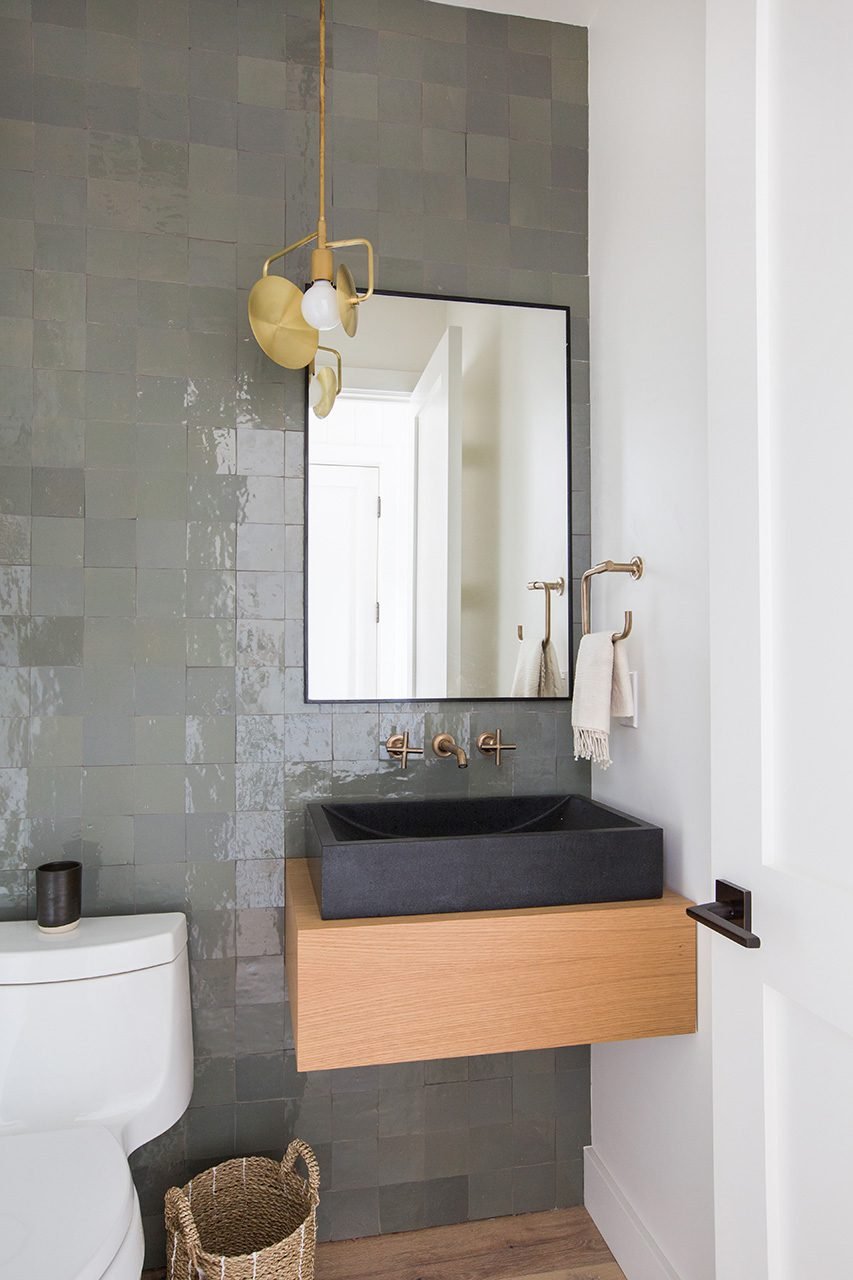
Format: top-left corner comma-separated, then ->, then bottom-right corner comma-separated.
336,263 -> 359,337
311,365 -> 338,418
247,275 -> 319,370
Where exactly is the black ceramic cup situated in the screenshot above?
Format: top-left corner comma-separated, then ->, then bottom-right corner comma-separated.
36,860 -> 82,933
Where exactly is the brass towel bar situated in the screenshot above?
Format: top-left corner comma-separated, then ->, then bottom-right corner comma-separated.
517,577 -> 565,645
581,557 -> 644,642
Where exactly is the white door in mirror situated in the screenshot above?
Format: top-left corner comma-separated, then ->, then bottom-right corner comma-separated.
307,463 -> 379,699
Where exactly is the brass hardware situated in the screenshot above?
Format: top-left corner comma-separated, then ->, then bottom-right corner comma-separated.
246,0 -> 376,376
261,231 -> 319,279
317,0 -> 327,228
431,733 -> 468,769
310,366 -> 337,418
580,557 -> 644,642
247,273 -> 319,370
328,236 -> 375,301
309,345 -> 342,419
476,730 -> 517,767
335,262 -> 359,336
385,732 -> 423,770
332,247 -> 376,338
310,244 -> 334,283
521,577 -> 565,646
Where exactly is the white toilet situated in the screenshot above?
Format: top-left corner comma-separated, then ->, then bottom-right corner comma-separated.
0,913 -> 194,1280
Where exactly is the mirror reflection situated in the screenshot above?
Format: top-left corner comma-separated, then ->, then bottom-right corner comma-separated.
305,292 -> 571,702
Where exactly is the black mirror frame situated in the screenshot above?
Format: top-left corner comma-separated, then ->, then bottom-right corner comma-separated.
302,288 -> 573,704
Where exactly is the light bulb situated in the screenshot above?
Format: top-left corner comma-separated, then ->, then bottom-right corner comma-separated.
301,280 -> 340,331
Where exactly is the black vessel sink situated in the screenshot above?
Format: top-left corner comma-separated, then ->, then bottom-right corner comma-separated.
305,794 -> 663,920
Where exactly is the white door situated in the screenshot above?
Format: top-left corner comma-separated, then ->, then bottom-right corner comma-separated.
707,1 -> 853,1275
412,327 -> 463,698
307,464 -> 379,700
309,399 -> 417,699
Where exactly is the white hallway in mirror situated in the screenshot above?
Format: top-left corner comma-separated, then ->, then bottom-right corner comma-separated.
306,292 -> 570,702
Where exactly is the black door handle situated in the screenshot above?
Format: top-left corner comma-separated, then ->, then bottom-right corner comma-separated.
686,879 -> 760,948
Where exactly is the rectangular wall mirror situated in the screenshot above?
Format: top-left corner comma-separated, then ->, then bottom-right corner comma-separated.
305,291 -> 571,702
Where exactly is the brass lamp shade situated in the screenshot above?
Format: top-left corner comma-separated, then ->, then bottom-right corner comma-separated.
247,275 -> 319,370
336,262 -> 359,337
311,365 -> 339,418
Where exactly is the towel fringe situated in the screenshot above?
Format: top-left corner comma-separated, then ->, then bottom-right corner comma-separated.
573,726 -> 612,768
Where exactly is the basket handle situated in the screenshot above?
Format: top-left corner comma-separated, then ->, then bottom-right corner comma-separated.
164,1186 -> 203,1270
281,1138 -> 321,1203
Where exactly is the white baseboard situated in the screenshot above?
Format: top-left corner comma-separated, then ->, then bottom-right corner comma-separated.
583,1147 -> 682,1280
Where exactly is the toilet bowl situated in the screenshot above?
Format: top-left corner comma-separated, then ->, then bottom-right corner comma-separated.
0,1129 -> 142,1280
0,914 -> 194,1280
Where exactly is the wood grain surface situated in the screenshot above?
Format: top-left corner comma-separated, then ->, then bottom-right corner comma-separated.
286,858 -> 696,1070
315,1206 -> 626,1280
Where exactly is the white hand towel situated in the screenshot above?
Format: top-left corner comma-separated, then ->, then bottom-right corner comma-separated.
512,638 -> 545,697
511,638 -> 566,697
571,634 -> 634,767
611,640 -> 634,719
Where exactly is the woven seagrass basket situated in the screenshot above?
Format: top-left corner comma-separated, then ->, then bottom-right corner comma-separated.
164,1139 -> 319,1280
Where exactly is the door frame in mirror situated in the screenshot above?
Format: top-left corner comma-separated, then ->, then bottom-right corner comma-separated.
302,288 -> 573,703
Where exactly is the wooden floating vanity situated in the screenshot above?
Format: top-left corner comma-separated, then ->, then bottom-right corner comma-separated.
285,858 -> 697,1072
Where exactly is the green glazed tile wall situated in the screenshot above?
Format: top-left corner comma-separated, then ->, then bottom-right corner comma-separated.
0,0 -> 590,1264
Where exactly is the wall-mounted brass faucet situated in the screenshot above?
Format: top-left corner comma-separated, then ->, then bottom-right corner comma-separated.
432,733 -> 468,768
385,732 -> 423,769
476,730 -> 517,767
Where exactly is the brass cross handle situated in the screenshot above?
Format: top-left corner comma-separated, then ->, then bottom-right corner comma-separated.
385,732 -> 423,770
476,730 -> 517,767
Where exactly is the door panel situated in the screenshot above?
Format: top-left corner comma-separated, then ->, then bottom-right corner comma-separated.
307,464 -> 379,700
707,0 -> 853,1275
764,988 -> 853,1280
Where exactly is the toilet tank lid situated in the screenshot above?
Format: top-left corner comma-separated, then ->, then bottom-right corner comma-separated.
0,913 -> 187,984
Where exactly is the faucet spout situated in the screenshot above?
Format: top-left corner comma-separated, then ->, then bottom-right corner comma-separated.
431,733 -> 468,768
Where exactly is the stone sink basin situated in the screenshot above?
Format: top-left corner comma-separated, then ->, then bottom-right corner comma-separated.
304,794 -> 663,920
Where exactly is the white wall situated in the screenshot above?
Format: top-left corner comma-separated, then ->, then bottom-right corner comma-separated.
495,308 -> 568,691
584,6 -> 713,1279
448,301 -> 568,693
434,2 -> 715,1276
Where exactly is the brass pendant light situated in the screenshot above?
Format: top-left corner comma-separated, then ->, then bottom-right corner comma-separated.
247,0 -> 375,414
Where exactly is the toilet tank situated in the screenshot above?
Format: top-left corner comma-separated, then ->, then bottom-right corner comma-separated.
0,914 -> 193,1155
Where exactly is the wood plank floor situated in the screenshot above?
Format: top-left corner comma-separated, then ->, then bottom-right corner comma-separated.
315,1209 -> 624,1280
143,1207 -> 625,1280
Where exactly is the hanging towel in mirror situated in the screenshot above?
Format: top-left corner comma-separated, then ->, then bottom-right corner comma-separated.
571,634 -> 633,767
539,639 -> 564,697
511,638 -> 565,697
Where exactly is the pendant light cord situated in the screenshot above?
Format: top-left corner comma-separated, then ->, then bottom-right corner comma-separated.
318,0 -> 326,231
